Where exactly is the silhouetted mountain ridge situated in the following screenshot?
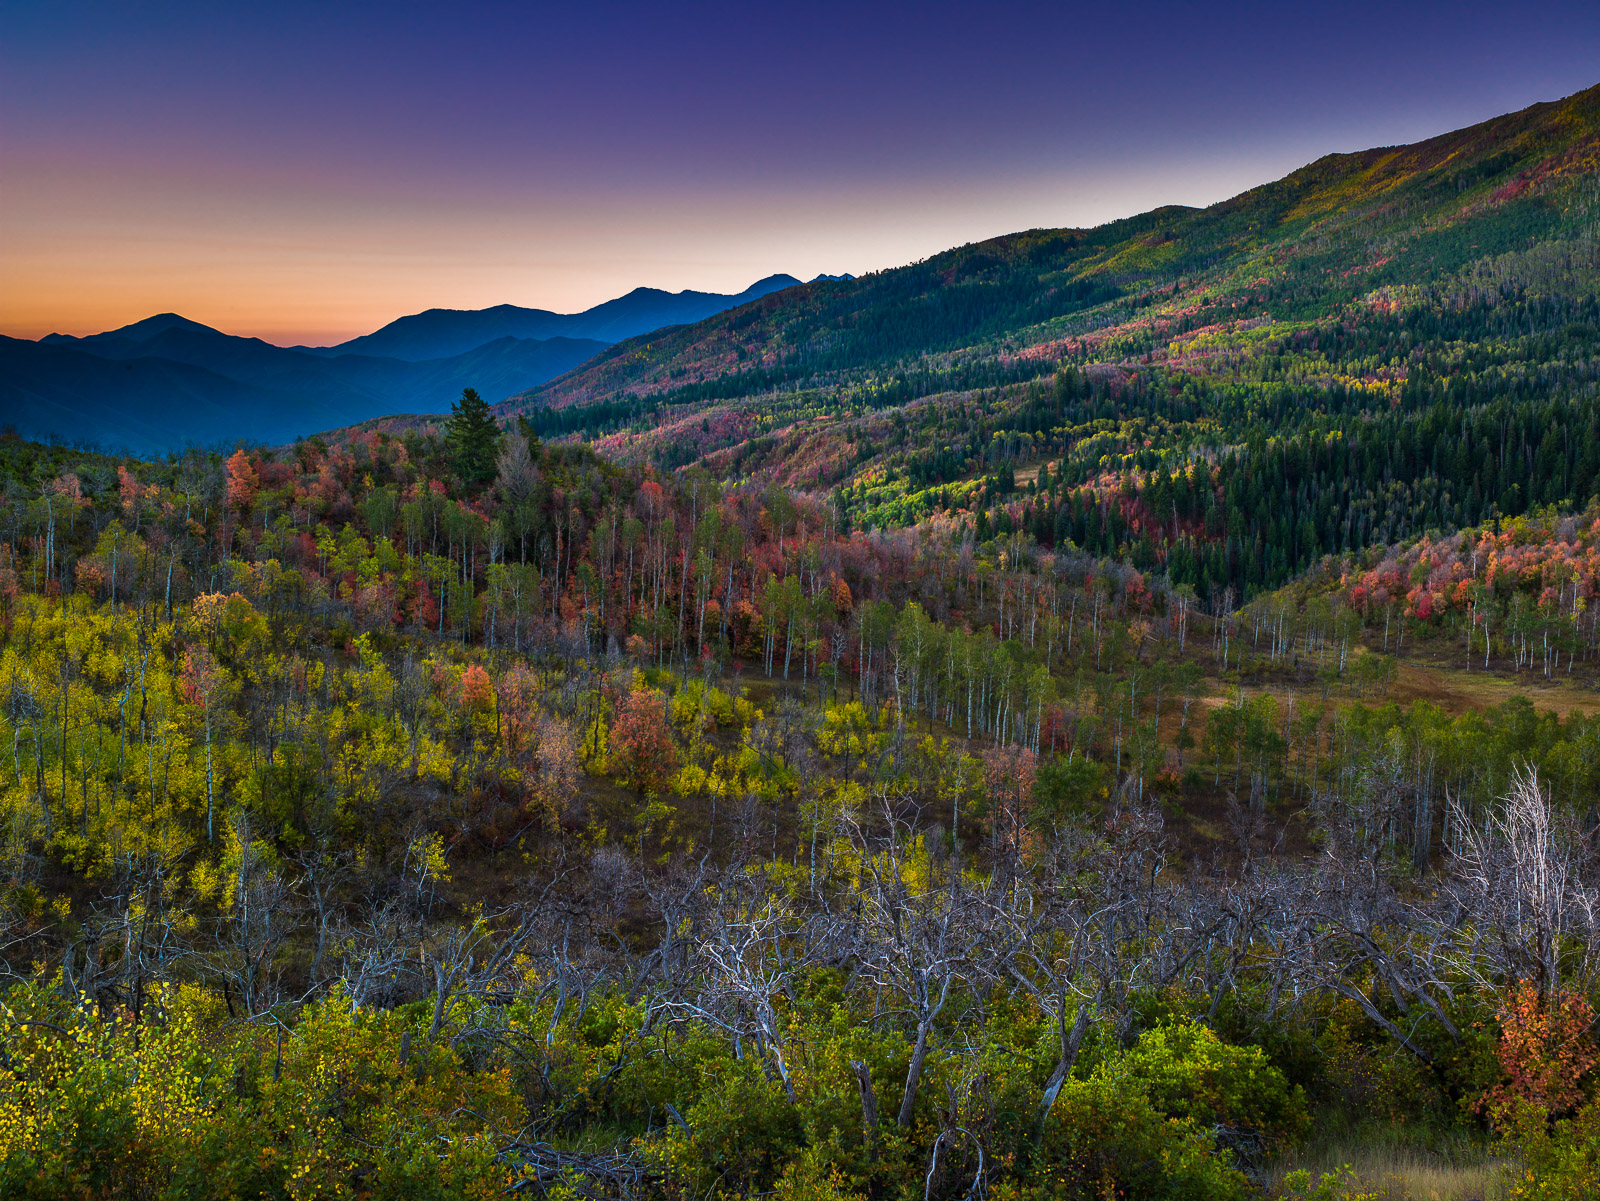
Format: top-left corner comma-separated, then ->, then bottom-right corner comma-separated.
2,321 -> 607,453
319,274 -> 803,361
7,273 -> 818,451
42,312 -> 219,346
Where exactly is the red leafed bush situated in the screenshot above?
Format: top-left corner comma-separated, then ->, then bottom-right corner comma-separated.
459,664 -> 495,714
1480,981 -> 1598,1125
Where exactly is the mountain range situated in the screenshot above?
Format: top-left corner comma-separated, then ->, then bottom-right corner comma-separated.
312,274 -> 804,361
500,81 -> 1600,510
1,276 -> 813,453
11,75 -> 1600,509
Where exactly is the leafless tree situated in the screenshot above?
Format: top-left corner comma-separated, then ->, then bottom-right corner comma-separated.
290,841 -> 355,992
666,886 -> 806,1101
195,814 -> 299,1018
418,907 -> 539,1041
496,432 -> 539,506
338,897 -> 425,1011
848,793 -> 985,1128
1294,791 -> 1463,1063
1445,764 -> 1600,1001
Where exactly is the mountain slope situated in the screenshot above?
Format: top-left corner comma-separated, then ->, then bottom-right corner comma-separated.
3,321 -> 607,453
0,336 -> 343,451
509,83 -> 1600,425
51,321 -> 607,408
320,274 -> 803,361
484,83 -> 1600,602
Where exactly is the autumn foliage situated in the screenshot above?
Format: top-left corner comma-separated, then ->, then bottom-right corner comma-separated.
1481,981 -> 1599,1125
611,686 -> 678,797
225,448 -> 259,512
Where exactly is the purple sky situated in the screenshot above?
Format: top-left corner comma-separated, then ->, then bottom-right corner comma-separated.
4,0 -> 1598,344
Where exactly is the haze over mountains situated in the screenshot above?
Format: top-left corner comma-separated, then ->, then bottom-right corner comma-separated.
315,274 -> 804,361
0,275 -> 813,454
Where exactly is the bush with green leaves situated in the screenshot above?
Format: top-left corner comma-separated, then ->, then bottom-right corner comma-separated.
1119,1021 -> 1311,1151
1011,1069 -> 1253,1201
1497,1098 -> 1600,1201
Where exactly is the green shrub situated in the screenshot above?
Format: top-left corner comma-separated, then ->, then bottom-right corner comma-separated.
653,1060 -> 806,1196
1278,1165 -> 1382,1201
1120,1021 -> 1311,1151
1007,1069 -> 1252,1201
1499,1097 -> 1600,1200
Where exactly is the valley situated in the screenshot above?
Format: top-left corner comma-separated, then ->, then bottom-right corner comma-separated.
6,83 -> 1600,1200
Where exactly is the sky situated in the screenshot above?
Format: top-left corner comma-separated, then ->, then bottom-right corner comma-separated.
4,1 -> 1600,346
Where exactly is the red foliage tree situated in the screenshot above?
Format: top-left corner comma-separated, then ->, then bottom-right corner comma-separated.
612,687 -> 678,797
409,579 -> 438,629
459,664 -> 494,715
982,745 -> 1037,860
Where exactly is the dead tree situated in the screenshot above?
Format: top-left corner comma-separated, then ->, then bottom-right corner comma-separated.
666,885 -> 807,1101
848,795 -> 982,1128
1444,764 -> 1600,1001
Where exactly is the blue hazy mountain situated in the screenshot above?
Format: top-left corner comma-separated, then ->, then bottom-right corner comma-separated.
6,319 -> 607,453
318,274 -> 803,361
2,334 -> 337,454
9,273 -> 815,452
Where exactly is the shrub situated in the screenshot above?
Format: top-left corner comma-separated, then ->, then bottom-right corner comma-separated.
1279,1165 -> 1382,1201
652,1061 -> 806,1196
1480,982 -> 1598,1127
1007,1069 -> 1253,1201
1500,1097 -> 1600,1200
1119,1021 -> 1312,1152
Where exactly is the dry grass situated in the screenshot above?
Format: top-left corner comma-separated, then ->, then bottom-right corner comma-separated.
1389,657 -> 1600,717
1273,1136 -> 1510,1200
1194,657 -> 1600,723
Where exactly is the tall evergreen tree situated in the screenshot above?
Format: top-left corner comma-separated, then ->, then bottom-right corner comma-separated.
448,387 -> 500,488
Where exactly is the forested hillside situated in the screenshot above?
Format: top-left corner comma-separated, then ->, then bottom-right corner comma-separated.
7,85 -> 1600,1201
508,83 -> 1600,604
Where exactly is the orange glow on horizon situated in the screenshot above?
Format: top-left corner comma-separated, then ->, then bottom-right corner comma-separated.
0,154 -> 1290,345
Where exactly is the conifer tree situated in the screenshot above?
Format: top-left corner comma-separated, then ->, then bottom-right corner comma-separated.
448,387 -> 500,489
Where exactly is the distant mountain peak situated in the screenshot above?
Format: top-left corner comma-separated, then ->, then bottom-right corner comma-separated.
324,275 -> 806,362
94,313 -> 220,342
42,312 -> 221,345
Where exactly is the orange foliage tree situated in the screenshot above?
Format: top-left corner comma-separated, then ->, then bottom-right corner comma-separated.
225,449 -> 259,513
1480,980 -> 1598,1125
982,744 -> 1037,860
459,664 -> 494,715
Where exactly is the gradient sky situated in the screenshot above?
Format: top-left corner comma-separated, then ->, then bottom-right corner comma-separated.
4,1 -> 1599,346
